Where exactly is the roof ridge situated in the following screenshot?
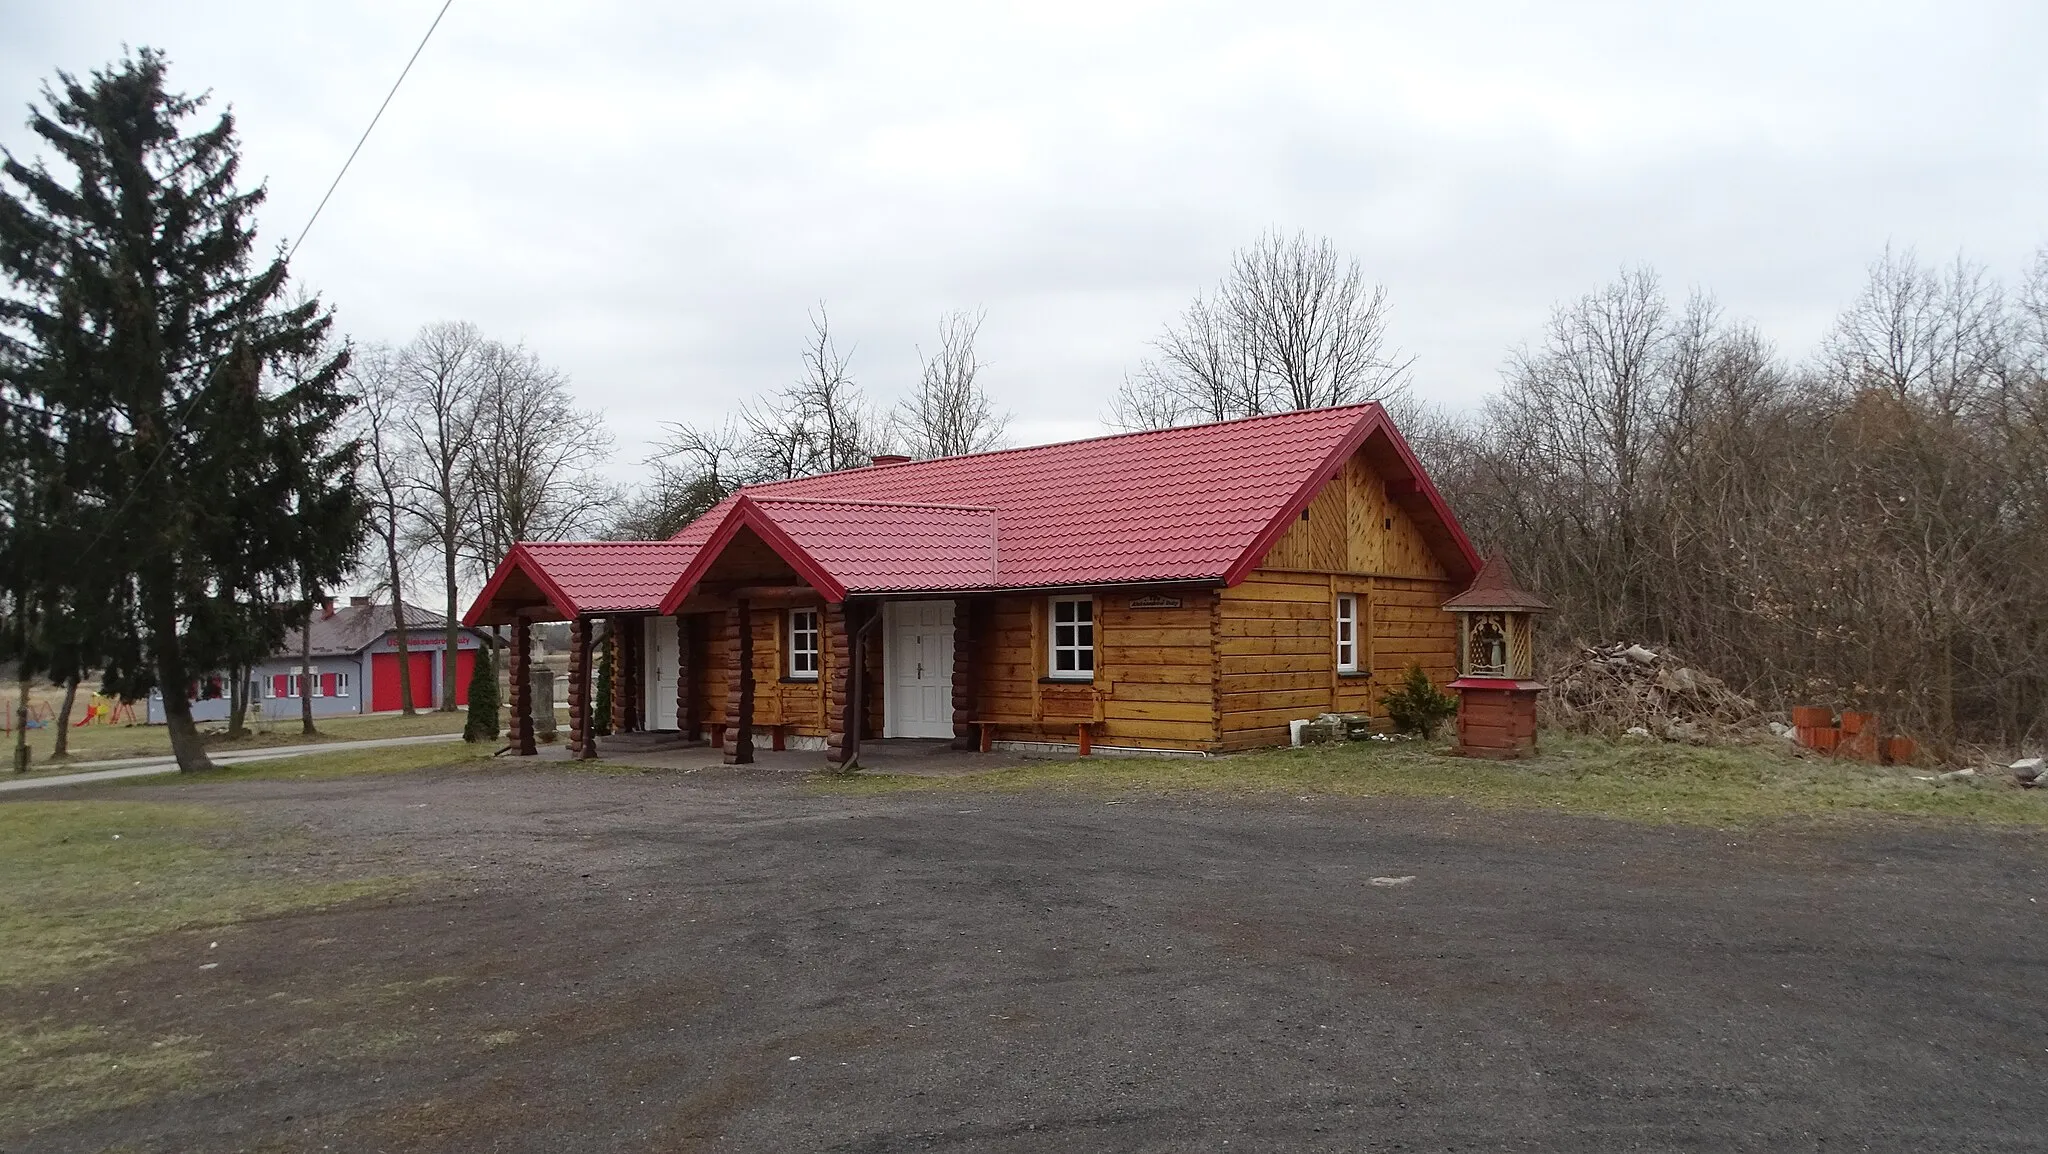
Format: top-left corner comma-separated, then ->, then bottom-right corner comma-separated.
751,496 -> 996,513
735,402 -> 1382,494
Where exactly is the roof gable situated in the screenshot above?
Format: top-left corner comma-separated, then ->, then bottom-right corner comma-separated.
464,540 -> 701,624
659,497 -> 1002,610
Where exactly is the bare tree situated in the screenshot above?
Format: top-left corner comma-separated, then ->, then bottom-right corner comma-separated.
894,309 -> 1008,459
613,419 -> 745,540
1440,249 -> 2048,749
1113,231 -> 1410,429
740,306 -> 886,480
348,344 -> 420,716
460,340 -> 616,573
394,321 -> 488,713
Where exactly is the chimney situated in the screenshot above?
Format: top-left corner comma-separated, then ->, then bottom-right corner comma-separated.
349,596 -> 370,608
870,453 -> 911,467
320,596 -> 337,619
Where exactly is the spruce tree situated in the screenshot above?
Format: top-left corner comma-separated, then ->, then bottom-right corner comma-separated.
464,643 -> 500,743
0,50 -> 364,771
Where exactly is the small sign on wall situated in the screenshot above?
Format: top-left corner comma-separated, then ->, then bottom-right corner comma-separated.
1128,595 -> 1183,609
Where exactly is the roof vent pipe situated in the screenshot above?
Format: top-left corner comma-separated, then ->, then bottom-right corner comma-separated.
870,453 -> 911,467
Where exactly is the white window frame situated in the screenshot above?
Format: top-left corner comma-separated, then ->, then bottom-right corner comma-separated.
788,608 -> 821,680
333,671 -> 352,698
1048,595 -> 1095,680
1336,594 -> 1358,673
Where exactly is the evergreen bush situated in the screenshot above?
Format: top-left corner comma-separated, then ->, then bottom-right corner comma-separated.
463,645 -> 500,743
1379,661 -> 1458,739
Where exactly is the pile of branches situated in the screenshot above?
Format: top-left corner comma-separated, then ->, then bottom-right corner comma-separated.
1542,643 -> 1765,741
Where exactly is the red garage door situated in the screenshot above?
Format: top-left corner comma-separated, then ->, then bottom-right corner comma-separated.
451,648 -> 477,707
371,651 -> 435,712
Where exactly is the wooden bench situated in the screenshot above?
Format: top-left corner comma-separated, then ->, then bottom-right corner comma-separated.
969,721 -> 1092,756
704,722 -> 796,751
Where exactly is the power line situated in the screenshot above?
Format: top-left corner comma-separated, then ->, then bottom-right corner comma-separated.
287,0 -> 455,267
75,0 -> 456,559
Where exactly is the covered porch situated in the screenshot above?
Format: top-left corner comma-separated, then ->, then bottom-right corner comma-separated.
464,525 -> 1020,770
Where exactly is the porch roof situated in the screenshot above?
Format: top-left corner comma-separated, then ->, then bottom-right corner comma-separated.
659,497 -> 999,609
463,540 -> 701,625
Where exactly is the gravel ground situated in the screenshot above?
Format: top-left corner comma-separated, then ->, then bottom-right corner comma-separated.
12,763 -> 2048,1152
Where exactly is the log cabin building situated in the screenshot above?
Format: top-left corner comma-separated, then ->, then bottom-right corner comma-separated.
465,403 -> 1483,765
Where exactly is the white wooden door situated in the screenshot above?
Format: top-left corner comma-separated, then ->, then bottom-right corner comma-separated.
645,616 -> 679,731
885,601 -> 955,739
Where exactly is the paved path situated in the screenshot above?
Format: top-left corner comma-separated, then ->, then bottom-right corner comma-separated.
0,732 -> 464,793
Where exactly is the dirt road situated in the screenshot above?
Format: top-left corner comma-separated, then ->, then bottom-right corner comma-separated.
13,764 -> 2048,1151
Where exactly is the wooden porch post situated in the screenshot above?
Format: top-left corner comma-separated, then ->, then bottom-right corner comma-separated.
570,616 -> 597,759
951,598 -> 976,751
512,618 -> 536,756
622,617 -> 643,732
825,603 -> 853,769
724,600 -> 756,764
679,614 -> 700,741
608,616 -> 628,736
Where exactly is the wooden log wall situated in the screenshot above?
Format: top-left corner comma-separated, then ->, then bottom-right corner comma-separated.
698,604 -> 834,743
963,589 -> 1218,753
1214,571 -> 1458,750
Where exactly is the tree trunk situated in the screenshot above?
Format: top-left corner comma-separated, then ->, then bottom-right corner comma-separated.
51,675 -> 80,760
226,664 -> 250,739
388,528 -> 417,717
298,602 -> 317,736
441,519 -> 460,712
12,668 -> 28,773
155,610 -> 216,773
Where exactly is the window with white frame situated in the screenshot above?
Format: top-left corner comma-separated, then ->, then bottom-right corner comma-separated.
1049,596 -> 1094,679
334,671 -> 352,698
788,609 -> 820,679
1336,594 -> 1359,673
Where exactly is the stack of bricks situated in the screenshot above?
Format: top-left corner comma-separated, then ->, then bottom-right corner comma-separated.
1790,707 -> 1918,764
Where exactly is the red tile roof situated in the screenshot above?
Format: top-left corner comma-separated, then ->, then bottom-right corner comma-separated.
660,403 -> 1478,610
750,499 -> 999,594
463,540 -> 699,624
467,403 -> 1481,623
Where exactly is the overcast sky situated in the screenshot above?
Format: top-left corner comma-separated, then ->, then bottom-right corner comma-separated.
5,1 -> 2045,477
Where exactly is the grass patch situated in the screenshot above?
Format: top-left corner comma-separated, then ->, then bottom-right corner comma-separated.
819,734 -> 2048,828
107,739 -> 496,787
0,801 -> 408,988
0,1021 -> 209,1131
7,708 -> 474,772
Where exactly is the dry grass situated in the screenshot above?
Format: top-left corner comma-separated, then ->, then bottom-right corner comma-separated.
5,708 -> 475,772
0,800 -> 411,990
819,733 -> 2048,829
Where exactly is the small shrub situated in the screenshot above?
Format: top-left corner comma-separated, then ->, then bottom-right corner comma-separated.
1379,662 -> 1458,739
463,646 -> 501,743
